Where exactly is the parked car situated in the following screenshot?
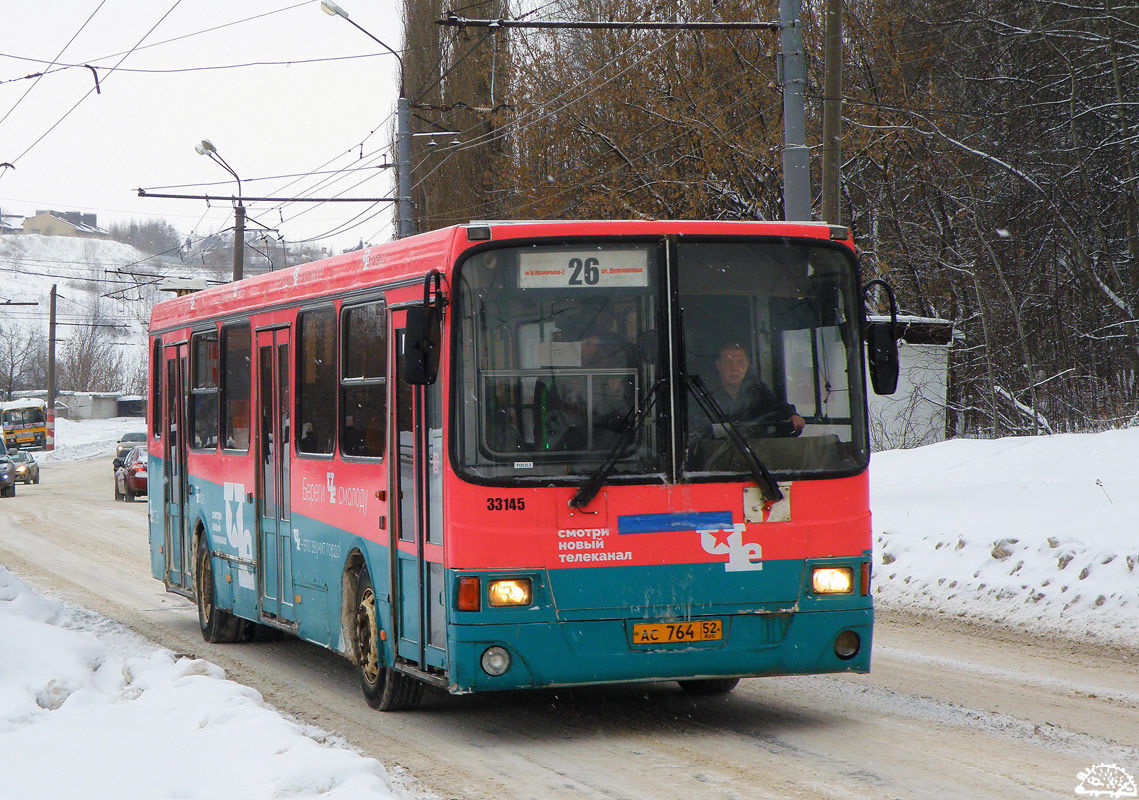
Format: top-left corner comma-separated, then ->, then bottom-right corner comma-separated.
10,450 -> 39,484
115,431 -> 147,461
0,444 -> 14,498
114,446 -> 148,502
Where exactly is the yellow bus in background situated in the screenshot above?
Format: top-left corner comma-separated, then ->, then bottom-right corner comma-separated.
2,398 -> 48,450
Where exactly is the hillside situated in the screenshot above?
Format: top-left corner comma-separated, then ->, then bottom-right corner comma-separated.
0,234 -> 215,394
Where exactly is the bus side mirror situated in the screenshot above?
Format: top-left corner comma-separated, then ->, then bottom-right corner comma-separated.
863,279 -> 900,396
866,321 -> 899,395
404,270 -> 444,385
404,305 -> 440,385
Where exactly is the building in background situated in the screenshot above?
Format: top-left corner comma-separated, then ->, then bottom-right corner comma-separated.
22,210 -> 109,239
866,317 -> 954,451
0,208 -> 24,234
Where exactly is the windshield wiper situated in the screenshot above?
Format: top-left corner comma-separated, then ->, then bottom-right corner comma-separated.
570,378 -> 666,510
683,373 -> 784,503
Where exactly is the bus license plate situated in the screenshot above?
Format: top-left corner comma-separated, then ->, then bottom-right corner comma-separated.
632,620 -> 722,645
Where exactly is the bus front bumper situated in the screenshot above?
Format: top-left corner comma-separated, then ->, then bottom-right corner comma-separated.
445,607 -> 873,694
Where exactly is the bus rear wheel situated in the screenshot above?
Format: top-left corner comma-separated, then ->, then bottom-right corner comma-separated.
354,568 -> 423,711
678,677 -> 740,696
195,539 -> 244,643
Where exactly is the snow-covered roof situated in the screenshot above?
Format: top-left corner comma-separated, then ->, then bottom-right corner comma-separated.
869,315 -> 955,346
45,213 -> 107,235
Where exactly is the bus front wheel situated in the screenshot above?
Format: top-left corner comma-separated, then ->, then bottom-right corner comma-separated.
354,567 -> 423,711
195,539 -> 244,643
678,677 -> 740,696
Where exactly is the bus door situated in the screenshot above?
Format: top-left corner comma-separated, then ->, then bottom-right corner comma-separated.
391,312 -> 446,672
163,343 -> 192,594
256,328 -> 295,623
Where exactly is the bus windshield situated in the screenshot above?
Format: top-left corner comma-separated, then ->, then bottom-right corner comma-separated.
454,238 -> 866,483
3,407 -> 45,427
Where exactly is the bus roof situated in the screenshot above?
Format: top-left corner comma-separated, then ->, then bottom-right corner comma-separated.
1,398 -> 47,411
149,220 -> 848,333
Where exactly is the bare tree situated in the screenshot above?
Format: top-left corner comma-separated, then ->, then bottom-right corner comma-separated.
0,323 -> 44,400
58,317 -> 126,393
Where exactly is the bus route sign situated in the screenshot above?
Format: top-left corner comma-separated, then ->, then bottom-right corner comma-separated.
518,248 -> 649,289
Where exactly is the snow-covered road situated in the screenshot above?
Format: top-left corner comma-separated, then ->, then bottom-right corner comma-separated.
1,452 -> 1136,799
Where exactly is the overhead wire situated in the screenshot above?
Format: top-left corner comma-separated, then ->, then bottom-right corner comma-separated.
0,0 -> 106,130
0,52 -> 386,82
4,0 -> 185,171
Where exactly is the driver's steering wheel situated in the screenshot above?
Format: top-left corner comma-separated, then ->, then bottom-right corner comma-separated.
735,411 -> 801,439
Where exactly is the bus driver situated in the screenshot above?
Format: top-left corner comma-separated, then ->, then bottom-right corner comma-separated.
708,341 -> 805,434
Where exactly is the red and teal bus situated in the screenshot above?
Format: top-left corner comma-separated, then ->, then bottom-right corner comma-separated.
147,220 -> 899,710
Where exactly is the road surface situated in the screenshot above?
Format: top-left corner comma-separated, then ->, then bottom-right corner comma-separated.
1,458 -> 1136,799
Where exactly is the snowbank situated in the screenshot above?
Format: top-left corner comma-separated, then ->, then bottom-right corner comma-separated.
38,416 -> 146,464
872,428 -> 1139,650
0,566 -> 405,800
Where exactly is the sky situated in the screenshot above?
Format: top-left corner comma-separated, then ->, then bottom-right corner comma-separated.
0,1 -> 405,254
1,419 -> 1136,799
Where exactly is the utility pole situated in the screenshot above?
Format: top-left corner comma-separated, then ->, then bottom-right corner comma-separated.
47,284 -> 56,451
439,9 -> 811,223
820,0 -> 842,223
397,96 -> 413,237
778,0 -> 810,221
233,203 -> 246,282
321,1 -> 414,237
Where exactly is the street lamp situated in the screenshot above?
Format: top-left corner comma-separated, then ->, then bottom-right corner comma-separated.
195,138 -> 246,281
321,1 -> 413,238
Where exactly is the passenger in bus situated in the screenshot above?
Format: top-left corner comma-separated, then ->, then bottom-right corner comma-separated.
299,423 -> 319,453
342,414 -> 366,456
545,335 -> 635,451
703,341 -> 805,434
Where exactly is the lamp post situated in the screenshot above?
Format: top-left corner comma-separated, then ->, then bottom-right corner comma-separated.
195,139 -> 245,281
321,1 -> 413,238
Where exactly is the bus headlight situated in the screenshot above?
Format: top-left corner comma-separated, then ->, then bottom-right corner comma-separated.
812,567 -> 854,594
481,646 -> 512,676
487,578 -> 532,607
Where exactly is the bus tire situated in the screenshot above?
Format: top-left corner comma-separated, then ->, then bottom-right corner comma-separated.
195,539 -> 244,644
678,677 -> 740,696
354,567 -> 423,711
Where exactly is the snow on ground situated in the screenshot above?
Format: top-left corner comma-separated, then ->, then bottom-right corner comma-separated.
37,416 -> 147,464
872,427 -> 1139,650
0,567 -> 409,800
2,420 -> 1136,798
4,417 -> 414,800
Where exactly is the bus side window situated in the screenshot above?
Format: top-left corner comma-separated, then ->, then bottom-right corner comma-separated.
297,307 -> 336,456
340,301 -> 386,459
190,330 -> 219,451
152,339 -> 162,439
221,324 -> 251,451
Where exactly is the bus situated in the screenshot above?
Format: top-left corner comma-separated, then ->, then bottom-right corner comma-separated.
147,220 -> 900,710
2,398 -> 48,451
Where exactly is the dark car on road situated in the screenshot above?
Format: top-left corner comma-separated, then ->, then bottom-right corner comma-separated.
0,442 -> 15,497
115,431 -> 147,460
10,450 -> 39,484
114,445 -> 147,502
